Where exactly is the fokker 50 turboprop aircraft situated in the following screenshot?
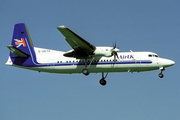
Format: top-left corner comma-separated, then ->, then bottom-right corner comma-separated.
6,23 -> 175,86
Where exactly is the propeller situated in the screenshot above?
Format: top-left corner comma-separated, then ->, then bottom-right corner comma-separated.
111,42 -> 120,63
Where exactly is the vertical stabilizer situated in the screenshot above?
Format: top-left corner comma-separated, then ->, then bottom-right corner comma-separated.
6,23 -> 37,66
11,23 -> 34,53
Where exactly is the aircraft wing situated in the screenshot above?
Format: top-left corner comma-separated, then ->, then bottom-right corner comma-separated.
57,26 -> 96,57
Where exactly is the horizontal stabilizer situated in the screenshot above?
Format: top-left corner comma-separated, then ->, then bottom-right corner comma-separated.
7,45 -> 30,57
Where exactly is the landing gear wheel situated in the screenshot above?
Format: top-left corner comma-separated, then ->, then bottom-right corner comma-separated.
99,79 -> 107,86
82,68 -> 90,76
158,73 -> 164,78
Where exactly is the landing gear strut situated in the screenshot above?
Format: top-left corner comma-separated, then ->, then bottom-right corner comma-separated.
99,72 -> 108,86
158,67 -> 165,78
82,58 -> 94,76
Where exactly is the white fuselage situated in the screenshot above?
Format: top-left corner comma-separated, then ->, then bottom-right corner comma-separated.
6,47 -> 175,74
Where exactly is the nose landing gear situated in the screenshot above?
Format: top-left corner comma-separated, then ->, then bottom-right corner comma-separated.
158,73 -> 164,78
158,67 -> 165,78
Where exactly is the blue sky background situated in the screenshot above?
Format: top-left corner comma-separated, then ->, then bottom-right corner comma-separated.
1,0 -> 180,120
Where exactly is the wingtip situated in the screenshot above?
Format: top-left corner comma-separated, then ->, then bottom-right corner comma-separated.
57,25 -> 67,29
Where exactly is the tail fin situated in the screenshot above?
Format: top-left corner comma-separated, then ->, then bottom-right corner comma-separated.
6,23 -> 36,66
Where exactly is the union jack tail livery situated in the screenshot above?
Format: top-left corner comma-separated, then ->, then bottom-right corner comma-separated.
14,38 -> 27,48
7,23 -> 36,66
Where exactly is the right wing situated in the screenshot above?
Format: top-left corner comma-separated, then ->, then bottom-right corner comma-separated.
57,25 -> 96,58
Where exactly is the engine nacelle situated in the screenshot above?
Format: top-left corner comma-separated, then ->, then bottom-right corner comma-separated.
93,47 -> 113,57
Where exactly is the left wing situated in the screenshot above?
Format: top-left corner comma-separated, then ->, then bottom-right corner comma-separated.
57,25 -> 96,58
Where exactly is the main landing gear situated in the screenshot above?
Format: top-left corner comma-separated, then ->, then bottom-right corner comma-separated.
82,58 -> 94,76
99,72 -> 108,86
82,68 -> 90,76
82,68 -> 108,86
82,59 -> 108,86
158,67 -> 165,78
82,66 -> 108,86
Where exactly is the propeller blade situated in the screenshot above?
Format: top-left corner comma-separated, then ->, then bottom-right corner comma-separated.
115,52 -> 119,59
111,42 -> 119,64
112,52 -> 117,64
114,53 -> 116,64
112,51 -> 119,64
113,42 -> 116,49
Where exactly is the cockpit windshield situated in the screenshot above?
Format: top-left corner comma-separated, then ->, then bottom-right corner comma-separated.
148,54 -> 159,57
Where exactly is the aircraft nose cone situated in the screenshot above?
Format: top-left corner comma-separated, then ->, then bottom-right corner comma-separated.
169,60 -> 175,66
161,59 -> 175,67
165,59 -> 175,67
158,58 -> 175,67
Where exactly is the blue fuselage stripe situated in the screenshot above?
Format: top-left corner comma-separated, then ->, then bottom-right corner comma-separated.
30,60 -> 152,67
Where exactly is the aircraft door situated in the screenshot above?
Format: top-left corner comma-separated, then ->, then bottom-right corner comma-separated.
47,59 -> 55,68
135,57 -> 141,67
156,58 -> 159,65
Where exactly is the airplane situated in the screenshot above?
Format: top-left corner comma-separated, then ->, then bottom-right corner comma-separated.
6,23 -> 175,86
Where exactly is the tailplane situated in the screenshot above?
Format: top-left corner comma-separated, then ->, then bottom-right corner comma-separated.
6,23 -> 36,66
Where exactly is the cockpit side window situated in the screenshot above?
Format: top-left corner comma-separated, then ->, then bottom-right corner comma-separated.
148,54 -> 152,57
154,55 -> 159,57
148,54 -> 158,57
